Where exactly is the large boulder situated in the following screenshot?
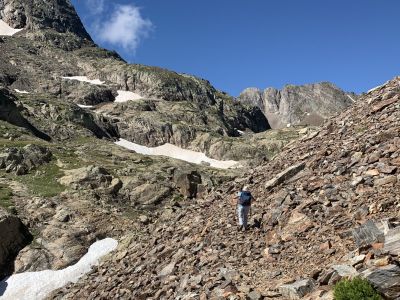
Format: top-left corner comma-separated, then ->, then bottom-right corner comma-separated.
0,209 -> 31,278
362,265 -> 400,300
59,165 -> 122,194
173,170 -> 204,199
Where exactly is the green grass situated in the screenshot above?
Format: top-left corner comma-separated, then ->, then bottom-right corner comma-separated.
0,138 -> 46,149
0,183 -> 13,209
16,163 -> 65,197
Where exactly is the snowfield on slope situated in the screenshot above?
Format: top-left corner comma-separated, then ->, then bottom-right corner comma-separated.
346,94 -> 356,102
14,89 -> 29,94
62,76 -> 105,85
0,238 -> 118,300
77,104 -> 94,109
0,20 -> 23,36
115,138 -> 240,169
115,90 -> 144,102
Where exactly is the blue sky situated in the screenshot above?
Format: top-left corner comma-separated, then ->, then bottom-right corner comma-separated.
72,0 -> 400,96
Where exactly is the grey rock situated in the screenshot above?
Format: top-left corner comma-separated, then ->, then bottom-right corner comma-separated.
331,265 -> 358,277
265,162 -> 305,190
159,261 -> 176,277
383,226 -> 400,256
54,209 -> 71,223
352,220 -> 385,248
362,265 -> 400,300
328,265 -> 358,285
247,290 -> 262,300
279,278 -> 316,300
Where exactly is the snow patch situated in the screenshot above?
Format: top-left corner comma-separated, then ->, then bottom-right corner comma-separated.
346,94 -> 356,102
0,238 -> 118,300
14,89 -> 29,94
367,85 -> 382,93
115,138 -> 240,169
62,76 -> 105,85
77,104 -> 94,109
367,81 -> 389,93
115,90 -> 143,102
237,130 -> 244,135
0,20 -> 23,36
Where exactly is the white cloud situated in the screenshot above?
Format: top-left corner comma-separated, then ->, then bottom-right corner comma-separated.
94,4 -> 153,52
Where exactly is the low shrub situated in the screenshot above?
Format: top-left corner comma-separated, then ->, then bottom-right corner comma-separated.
333,277 -> 382,300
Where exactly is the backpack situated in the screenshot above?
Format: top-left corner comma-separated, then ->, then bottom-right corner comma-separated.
238,191 -> 252,206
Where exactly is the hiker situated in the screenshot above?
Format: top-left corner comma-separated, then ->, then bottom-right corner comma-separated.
236,185 -> 254,231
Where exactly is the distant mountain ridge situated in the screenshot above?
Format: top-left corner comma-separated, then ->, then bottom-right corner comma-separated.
238,82 -> 356,128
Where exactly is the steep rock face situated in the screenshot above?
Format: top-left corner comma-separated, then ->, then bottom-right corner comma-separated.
238,82 -> 355,128
0,0 -> 93,46
0,88 -> 51,140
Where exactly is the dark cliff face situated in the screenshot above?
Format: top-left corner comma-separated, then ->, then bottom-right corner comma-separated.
0,0 -> 93,47
238,82 -> 355,129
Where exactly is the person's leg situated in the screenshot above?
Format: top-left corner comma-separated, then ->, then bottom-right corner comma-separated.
243,205 -> 250,229
237,205 -> 244,227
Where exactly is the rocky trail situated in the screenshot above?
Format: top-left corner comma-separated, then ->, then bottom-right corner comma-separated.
49,79 -> 400,299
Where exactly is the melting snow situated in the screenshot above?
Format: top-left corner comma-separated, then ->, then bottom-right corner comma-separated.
367,85 -> 382,93
115,90 -> 143,103
77,104 -> 94,109
115,138 -> 240,169
346,94 -> 356,102
0,20 -> 23,36
14,89 -> 29,94
62,76 -> 104,85
367,81 -> 390,93
0,238 -> 118,300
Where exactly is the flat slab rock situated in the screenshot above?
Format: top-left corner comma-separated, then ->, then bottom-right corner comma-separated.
362,264 -> 400,300
265,162 -> 305,190
352,220 -> 384,248
279,278 -> 316,300
384,226 -> 400,256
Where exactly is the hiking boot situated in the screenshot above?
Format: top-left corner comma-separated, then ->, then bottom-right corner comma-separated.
237,225 -> 243,232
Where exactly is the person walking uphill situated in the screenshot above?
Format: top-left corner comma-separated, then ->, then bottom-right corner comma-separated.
236,185 -> 254,231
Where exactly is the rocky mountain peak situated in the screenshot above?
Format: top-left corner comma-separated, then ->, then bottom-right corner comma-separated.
0,0 -> 93,46
238,82 -> 355,129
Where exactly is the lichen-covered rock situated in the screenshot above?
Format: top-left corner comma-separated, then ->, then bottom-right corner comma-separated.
0,144 -> 52,175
